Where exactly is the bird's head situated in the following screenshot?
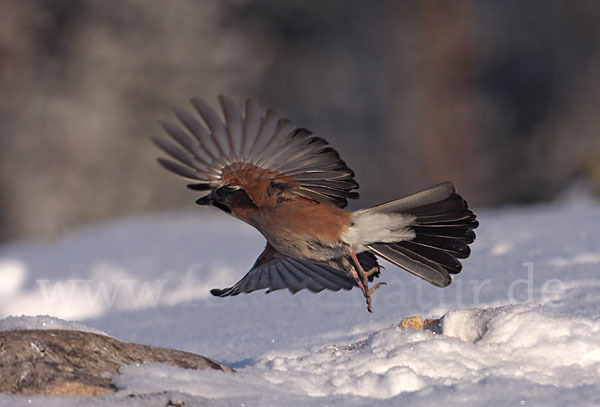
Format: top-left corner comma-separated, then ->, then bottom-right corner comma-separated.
196,183 -> 257,214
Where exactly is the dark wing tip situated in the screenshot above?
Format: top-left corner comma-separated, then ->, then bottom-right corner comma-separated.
187,183 -> 213,191
156,157 -> 196,179
151,135 -> 164,148
157,119 -> 171,132
211,287 -> 235,297
438,181 -> 457,194
434,276 -> 452,288
218,94 -> 234,106
190,97 -> 212,115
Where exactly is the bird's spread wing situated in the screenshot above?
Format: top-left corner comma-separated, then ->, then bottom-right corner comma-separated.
210,243 -> 357,296
153,95 -> 359,207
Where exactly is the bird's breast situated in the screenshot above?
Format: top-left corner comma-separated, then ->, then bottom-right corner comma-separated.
246,200 -> 353,262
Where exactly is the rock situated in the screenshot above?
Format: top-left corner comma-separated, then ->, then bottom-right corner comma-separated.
0,329 -> 233,396
399,316 -> 442,333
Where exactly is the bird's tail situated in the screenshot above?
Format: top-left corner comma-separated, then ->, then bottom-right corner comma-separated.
363,182 -> 478,287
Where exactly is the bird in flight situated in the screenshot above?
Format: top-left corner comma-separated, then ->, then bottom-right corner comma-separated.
153,96 -> 478,312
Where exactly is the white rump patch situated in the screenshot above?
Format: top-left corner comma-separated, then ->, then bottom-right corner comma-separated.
342,210 -> 416,252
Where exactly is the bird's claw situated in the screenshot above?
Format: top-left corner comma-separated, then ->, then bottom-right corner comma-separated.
368,282 -> 387,296
348,251 -> 386,312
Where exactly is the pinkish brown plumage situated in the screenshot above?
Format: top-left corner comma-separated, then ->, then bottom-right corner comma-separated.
154,96 -> 478,312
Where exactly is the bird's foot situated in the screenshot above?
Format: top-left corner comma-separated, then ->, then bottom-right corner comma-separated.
349,252 -> 386,313
363,265 -> 384,279
362,281 -> 386,312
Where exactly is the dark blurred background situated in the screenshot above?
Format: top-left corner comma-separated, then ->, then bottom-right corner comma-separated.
2,0 -> 600,243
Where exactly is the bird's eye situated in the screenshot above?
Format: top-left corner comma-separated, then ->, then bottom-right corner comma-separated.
214,184 -> 240,201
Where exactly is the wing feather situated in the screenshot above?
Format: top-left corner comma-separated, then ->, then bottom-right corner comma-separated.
254,119 -> 295,166
156,158 -> 214,182
155,96 -> 359,207
172,107 -> 223,164
219,95 -> 244,162
292,170 -> 355,181
302,180 -> 359,190
242,99 -> 262,160
158,120 -> 212,167
285,261 -> 329,292
259,129 -> 316,170
275,263 -> 305,294
210,244 -> 357,297
152,137 -> 206,172
191,98 -> 230,162
295,188 -> 343,206
265,266 -> 288,293
289,259 -> 355,290
247,109 -> 278,161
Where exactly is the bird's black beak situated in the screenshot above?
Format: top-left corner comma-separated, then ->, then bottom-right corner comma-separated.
195,187 -> 234,214
195,195 -> 213,205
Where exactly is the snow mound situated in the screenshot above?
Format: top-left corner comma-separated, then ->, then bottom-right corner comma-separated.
0,315 -> 107,335
112,304 -> 600,403
250,305 -> 600,399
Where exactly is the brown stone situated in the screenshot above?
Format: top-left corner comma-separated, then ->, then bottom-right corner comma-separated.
0,329 -> 233,396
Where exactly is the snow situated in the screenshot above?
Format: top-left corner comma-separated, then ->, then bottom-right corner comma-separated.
1,200 -> 600,406
0,315 -> 106,335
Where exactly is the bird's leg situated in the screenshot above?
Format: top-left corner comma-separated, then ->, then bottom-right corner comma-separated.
349,269 -> 367,296
349,250 -> 386,312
